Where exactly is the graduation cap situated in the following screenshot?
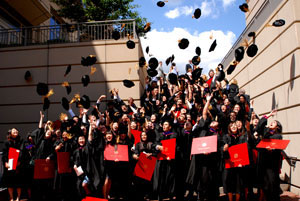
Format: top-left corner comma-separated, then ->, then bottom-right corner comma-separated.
239,3 -> 249,12
227,61 -> 238,75
80,95 -> 90,109
247,44 -> 258,57
209,39 -> 217,52
157,1 -> 167,7
139,57 -> 146,67
165,57 -> 171,66
43,97 -> 50,111
146,46 -> 149,54
36,82 -> 49,96
144,23 -> 151,33
168,73 -> 178,85
171,54 -> 175,62
178,38 -> 189,49
64,65 -> 71,77
215,64 -> 225,81
195,46 -> 201,56
272,19 -> 285,27
61,97 -> 70,111
81,75 -> 90,87
126,40 -> 135,49
24,70 -> 32,82
193,8 -> 201,19
112,30 -> 121,40
81,55 -> 97,66
148,57 -> 159,69
62,82 -> 71,94
235,46 -> 245,62
123,79 -> 135,88
147,69 -> 158,77
246,32 -> 258,57
192,55 -> 201,66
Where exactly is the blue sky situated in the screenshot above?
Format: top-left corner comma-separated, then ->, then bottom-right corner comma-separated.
133,0 -> 246,74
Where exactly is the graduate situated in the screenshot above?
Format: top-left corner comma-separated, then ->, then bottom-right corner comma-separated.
256,110 -> 283,201
2,128 -> 24,201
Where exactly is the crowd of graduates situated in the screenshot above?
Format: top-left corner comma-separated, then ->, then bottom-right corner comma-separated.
1,62 -> 285,201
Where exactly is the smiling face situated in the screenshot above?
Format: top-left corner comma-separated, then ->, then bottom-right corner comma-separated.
269,120 -> 278,130
10,128 -> 19,139
141,132 -> 147,142
78,136 -> 86,147
105,132 -> 113,142
229,122 -> 238,134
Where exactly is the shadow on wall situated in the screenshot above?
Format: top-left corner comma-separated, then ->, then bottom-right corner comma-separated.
287,54 -> 296,104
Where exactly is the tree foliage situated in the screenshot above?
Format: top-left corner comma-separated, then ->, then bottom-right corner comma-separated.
51,0 -> 147,29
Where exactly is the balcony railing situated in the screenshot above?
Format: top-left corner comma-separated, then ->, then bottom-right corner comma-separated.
0,19 -> 137,48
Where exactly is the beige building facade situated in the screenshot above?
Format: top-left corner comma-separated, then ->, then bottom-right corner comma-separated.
0,1 -> 147,147
221,0 -> 300,194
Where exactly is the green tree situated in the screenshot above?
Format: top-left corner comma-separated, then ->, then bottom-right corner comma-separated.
51,0 -> 147,29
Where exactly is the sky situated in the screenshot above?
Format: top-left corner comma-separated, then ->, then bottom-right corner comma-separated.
133,0 -> 246,74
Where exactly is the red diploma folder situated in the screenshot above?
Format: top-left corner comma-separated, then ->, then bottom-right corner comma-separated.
225,143 -> 250,169
82,197 -> 108,201
157,138 -> 176,160
256,139 -> 290,150
191,135 -> 217,155
8,148 -> 20,170
104,144 -> 129,162
134,152 -> 157,181
57,152 -> 72,174
131,129 -> 142,145
34,159 -> 55,179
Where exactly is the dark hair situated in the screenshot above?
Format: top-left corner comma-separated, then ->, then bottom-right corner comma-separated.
275,120 -> 282,133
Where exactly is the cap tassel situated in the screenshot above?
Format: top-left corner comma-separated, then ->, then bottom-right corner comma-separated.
120,23 -> 126,32
62,82 -> 69,87
44,89 -> 54,98
144,23 -> 151,31
69,93 -> 81,104
128,67 -> 132,75
240,38 -> 249,48
60,113 -> 68,121
90,66 -> 97,75
134,64 -> 138,70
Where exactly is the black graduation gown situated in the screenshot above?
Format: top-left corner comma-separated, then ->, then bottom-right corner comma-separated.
53,138 -> 77,200
132,141 -> 156,200
256,118 -> 282,201
1,137 -> 24,188
222,133 -> 248,194
185,118 -> 221,200
73,141 -> 101,198
153,131 -> 177,199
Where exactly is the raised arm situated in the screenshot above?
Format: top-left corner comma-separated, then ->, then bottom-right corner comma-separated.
202,94 -> 212,121
39,111 -> 44,129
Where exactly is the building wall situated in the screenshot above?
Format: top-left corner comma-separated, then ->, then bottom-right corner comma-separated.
222,0 -> 300,194
0,38 -> 146,148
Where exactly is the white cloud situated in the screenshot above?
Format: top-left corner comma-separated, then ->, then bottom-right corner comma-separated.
165,8 -> 180,19
164,1 -> 219,19
140,28 -> 236,75
222,0 -> 236,8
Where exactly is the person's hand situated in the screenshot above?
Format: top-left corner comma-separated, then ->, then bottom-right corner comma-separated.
40,111 -> 44,118
270,109 -> 277,116
223,144 -> 229,152
145,153 -> 152,158
157,145 -> 163,151
5,162 -> 10,169
115,88 -> 119,95
133,154 -> 139,160
250,99 -> 254,107
115,158 -> 119,162
46,157 -> 51,163
206,94 -> 212,102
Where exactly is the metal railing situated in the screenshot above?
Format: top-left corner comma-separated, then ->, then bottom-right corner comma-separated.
0,19 -> 136,48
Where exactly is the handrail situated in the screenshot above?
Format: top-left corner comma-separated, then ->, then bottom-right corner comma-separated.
0,19 -> 137,48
